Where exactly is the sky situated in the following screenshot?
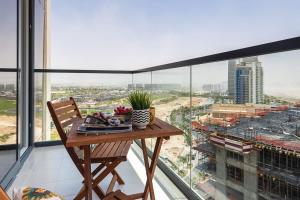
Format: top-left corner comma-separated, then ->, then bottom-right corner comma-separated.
49,0 -> 300,98
1,0 -> 300,98
50,0 -> 300,70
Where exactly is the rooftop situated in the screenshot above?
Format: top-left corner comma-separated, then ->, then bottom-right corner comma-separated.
222,107 -> 300,151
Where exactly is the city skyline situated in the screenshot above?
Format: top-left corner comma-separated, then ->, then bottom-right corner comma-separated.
1,49 -> 300,99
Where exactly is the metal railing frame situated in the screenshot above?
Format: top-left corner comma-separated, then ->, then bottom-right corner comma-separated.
2,32 -> 300,198
29,36 -> 300,200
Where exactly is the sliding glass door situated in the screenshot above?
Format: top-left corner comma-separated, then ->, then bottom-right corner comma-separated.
0,0 -> 18,185
0,0 -> 32,188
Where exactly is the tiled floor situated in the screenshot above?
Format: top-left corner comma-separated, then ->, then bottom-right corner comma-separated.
8,145 -> 187,200
0,150 -> 16,181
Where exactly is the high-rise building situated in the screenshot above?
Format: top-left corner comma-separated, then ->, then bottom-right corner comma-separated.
235,67 -> 251,104
228,60 -> 236,97
228,56 -> 263,104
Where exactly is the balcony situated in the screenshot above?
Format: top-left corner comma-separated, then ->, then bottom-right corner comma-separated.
1,1 -> 300,200
7,146 -> 185,200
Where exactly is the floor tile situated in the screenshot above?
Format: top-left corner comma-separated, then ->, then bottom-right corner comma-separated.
8,145 -> 186,199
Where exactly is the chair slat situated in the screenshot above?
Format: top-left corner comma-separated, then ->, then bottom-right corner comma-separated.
61,117 -> 79,128
120,141 -> 132,157
56,105 -> 76,115
91,143 -> 106,155
95,143 -> 111,157
110,142 -> 122,158
91,141 -> 131,162
52,99 -> 74,109
121,141 -> 132,156
58,110 -> 78,122
102,142 -> 117,158
114,141 -> 127,157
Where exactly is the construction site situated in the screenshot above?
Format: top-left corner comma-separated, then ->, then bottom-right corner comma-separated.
192,103 -> 300,200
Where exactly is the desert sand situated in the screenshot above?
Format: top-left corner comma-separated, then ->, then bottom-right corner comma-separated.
0,115 -> 16,145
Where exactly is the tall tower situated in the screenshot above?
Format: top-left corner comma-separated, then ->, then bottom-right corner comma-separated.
228,57 -> 263,104
228,60 -> 236,97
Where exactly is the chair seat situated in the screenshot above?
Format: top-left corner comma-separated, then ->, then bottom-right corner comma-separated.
91,141 -> 132,162
103,190 -> 129,200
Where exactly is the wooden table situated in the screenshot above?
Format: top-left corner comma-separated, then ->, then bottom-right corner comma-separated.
66,118 -> 183,200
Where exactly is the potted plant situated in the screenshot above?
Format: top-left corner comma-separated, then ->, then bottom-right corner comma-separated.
127,91 -> 152,129
114,106 -> 132,123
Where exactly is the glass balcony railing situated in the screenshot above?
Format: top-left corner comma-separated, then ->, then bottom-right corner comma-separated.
32,49 -> 300,200
0,72 -> 17,181
34,73 -> 132,142
1,0 -> 300,197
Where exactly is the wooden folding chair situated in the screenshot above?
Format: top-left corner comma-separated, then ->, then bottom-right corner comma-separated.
0,187 -> 10,200
47,97 -> 132,199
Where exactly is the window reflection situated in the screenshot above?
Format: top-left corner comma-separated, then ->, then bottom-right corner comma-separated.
0,0 -> 18,183
0,0 -> 17,68
0,73 -> 17,181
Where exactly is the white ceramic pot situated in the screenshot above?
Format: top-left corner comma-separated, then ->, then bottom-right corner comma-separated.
132,109 -> 150,129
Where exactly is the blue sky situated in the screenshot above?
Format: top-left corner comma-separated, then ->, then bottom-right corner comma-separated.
49,0 -> 300,98
51,0 -> 300,69
1,0 -> 300,98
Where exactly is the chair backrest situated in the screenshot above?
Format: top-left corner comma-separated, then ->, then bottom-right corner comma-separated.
0,187 -> 10,200
47,97 -> 85,174
47,97 -> 82,144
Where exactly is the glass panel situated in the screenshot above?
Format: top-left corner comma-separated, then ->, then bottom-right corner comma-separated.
0,0 -> 17,69
0,0 -> 18,185
35,0 -> 45,69
0,72 -> 17,180
34,72 -> 132,142
132,72 -> 154,150
152,67 -> 191,188
191,50 -> 300,199
191,61 -> 227,199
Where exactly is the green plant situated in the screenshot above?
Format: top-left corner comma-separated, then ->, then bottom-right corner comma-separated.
127,91 -> 152,110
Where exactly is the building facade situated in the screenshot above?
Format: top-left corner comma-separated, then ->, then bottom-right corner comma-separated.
228,56 -> 264,104
194,107 -> 300,200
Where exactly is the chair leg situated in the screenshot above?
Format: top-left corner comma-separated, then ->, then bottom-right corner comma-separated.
103,162 -> 125,185
75,159 -> 122,200
106,173 -> 118,194
92,163 -> 105,176
74,186 -> 85,200
93,185 -> 106,199
92,162 -> 125,185
112,169 -> 125,185
74,184 -> 105,200
82,163 -> 106,184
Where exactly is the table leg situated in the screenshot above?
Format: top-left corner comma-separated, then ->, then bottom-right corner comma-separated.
83,145 -> 92,200
141,137 -> 163,200
74,159 -> 121,200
